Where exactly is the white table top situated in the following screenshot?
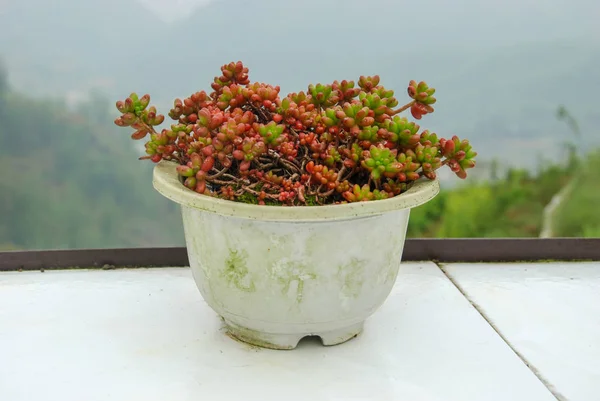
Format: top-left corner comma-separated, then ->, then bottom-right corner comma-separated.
1,261 -> 597,401
444,262 -> 600,401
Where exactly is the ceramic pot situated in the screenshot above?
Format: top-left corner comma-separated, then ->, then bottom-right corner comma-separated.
153,160 -> 439,349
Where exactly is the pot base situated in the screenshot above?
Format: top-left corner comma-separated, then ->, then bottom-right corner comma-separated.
223,319 -> 364,350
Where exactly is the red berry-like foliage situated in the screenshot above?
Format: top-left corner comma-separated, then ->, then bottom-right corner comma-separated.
114,61 -> 477,206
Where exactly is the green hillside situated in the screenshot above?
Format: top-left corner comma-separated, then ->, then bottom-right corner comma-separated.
0,60 -> 597,251
406,149 -> 599,239
0,74 -> 184,250
553,150 -> 600,237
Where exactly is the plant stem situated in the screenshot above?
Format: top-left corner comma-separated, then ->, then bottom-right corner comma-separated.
391,100 -> 415,116
207,166 -> 230,180
336,166 -> 346,182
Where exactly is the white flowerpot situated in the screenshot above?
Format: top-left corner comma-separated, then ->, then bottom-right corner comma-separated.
153,160 -> 439,349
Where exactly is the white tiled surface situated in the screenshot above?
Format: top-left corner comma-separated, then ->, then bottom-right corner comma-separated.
444,262 -> 600,401
0,263 -> 557,401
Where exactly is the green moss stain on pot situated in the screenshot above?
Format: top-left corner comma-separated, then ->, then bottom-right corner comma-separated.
221,249 -> 256,292
226,323 -> 293,350
337,258 -> 366,299
184,215 -> 224,305
293,271 -> 317,304
269,259 -> 317,304
384,250 -> 402,284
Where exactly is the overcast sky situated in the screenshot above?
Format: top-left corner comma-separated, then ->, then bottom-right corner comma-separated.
136,0 -> 599,25
136,0 -> 213,21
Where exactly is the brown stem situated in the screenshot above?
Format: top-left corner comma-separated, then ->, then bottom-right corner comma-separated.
319,187 -> 335,198
173,152 -> 185,164
391,100 -> 415,116
234,182 -> 268,196
239,185 -> 279,200
342,167 -> 358,182
280,158 -> 301,173
207,165 -> 230,180
298,186 -> 306,204
239,182 -> 261,191
211,178 -> 238,186
141,122 -> 160,135
266,149 -> 280,160
256,161 -> 275,170
250,104 -> 271,123
222,174 -> 249,183
300,157 -> 309,172
336,166 -> 346,183
266,149 -> 301,174
300,145 -> 310,160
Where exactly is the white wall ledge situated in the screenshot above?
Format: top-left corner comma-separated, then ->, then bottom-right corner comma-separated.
0,262 -> 579,401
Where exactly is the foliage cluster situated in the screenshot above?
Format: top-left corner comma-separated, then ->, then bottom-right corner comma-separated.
0,71 -> 183,250
114,61 -> 477,205
407,162 -> 578,238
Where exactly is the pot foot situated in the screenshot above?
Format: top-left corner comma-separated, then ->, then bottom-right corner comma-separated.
224,320 -> 303,350
318,321 -> 364,346
223,319 -> 364,350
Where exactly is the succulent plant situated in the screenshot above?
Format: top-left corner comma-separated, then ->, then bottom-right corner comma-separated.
114,61 -> 477,205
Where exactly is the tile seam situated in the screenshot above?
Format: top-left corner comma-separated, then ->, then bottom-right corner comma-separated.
434,262 -> 568,401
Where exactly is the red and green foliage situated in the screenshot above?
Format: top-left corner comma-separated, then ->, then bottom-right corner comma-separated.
114,61 -> 477,205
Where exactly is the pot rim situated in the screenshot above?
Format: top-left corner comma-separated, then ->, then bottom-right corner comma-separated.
152,160 -> 440,221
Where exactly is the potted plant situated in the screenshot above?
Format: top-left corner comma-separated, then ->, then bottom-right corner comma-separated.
114,61 -> 477,349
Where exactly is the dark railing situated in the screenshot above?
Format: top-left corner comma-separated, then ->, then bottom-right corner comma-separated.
1,238 -> 599,271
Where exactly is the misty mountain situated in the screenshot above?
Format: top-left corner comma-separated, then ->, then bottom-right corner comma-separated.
1,0 -> 599,249
0,86 -> 185,250
1,0 -> 599,170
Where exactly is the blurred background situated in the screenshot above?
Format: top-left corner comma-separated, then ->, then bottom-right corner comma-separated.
0,0 -> 598,250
